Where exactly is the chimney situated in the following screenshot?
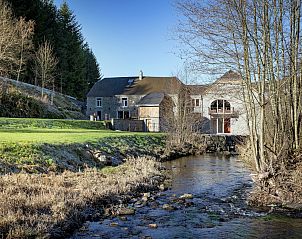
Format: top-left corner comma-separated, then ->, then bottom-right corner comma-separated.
139,70 -> 143,80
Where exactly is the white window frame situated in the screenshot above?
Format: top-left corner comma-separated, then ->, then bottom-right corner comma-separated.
121,97 -> 128,107
96,98 -> 102,107
191,95 -> 201,107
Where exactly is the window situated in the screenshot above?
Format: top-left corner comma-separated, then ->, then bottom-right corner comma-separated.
96,98 -> 102,107
118,111 -> 123,119
191,97 -> 201,107
117,111 -> 130,119
122,97 -> 128,107
210,99 -> 231,113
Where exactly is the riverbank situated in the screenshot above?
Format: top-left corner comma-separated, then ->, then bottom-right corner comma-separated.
238,140 -> 302,213
0,119 -> 168,238
0,135 -> 166,174
72,155 -> 302,239
0,118 -> 206,238
0,157 -> 165,238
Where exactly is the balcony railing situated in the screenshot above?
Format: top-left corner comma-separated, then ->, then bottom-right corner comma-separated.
208,107 -> 239,117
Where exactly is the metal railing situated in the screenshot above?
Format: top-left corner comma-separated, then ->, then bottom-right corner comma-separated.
208,107 -> 238,116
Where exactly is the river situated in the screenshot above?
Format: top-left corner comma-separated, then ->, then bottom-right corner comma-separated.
72,154 -> 302,239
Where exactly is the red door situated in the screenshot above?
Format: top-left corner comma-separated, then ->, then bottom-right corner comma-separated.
224,118 -> 231,133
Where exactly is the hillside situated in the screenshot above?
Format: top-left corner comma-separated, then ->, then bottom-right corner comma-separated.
0,77 -> 86,119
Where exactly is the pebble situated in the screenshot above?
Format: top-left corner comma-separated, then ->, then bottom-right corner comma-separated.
143,192 -> 151,198
148,223 -> 158,229
117,207 -> 136,215
119,216 -> 128,221
162,204 -> 175,211
179,193 -> 193,199
110,222 -> 119,227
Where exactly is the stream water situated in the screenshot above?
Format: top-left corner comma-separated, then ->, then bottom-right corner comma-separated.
72,154 -> 302,239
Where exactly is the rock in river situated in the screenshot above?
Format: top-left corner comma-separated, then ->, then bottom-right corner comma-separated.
148,223 -> 158,229
117,207 -> 136,216
162,204 -> 176,211
179,193 -> 193,199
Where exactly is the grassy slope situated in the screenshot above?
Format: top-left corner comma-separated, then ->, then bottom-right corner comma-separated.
0,78 -> 85,119
0,118 -> 166,238
0,118 -> 161,143
0,118 -> 165,174
0,128 -> 158,143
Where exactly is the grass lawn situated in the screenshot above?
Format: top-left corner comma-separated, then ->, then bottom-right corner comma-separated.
0,118 -> 162,143
0,128 -> 160,143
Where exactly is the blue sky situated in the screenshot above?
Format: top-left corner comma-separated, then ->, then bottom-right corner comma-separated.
54,0 -> 184,78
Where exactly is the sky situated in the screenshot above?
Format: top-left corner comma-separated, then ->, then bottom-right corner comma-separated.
54,0 -> 184,78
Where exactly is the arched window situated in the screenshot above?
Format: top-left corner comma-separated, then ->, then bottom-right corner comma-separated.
210,100 -> 231,113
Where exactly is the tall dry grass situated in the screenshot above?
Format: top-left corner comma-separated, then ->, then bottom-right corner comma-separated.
0,157 -> 161,238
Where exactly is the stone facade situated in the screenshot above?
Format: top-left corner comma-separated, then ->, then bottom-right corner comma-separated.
86,71 -> 249,135
87,93 -> 178,122
87,95 -> 144,120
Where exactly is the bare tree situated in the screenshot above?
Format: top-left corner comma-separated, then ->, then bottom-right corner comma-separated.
0,0 -> 34,80
176,0 -> 302,174
15,17 -> 35,82
165,68 -> 205,150
35,40 -> 58,102
0,0 -> 20,76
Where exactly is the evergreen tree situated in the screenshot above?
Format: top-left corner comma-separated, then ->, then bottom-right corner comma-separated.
83,43 -> 101,91
4,0 -> 101,100
57,2 -> 86,99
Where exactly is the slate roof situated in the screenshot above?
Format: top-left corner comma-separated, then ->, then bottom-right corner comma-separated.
137,92 -> 165,106
87,76 -> 183,97
214,70 -> 242,84
86,77 -> 136,97
186,85 -> 209,95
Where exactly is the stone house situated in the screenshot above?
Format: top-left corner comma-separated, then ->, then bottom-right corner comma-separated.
86,71 -> 182,132
187,70 -> 249,135
86,70 -> 249,135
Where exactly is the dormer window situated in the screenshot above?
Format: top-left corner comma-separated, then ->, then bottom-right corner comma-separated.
96,98 -> 102,107
122,97 -> 128,107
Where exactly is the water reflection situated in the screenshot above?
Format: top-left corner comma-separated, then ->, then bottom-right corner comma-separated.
72,154 -> 302,239
164,154 -> 251,197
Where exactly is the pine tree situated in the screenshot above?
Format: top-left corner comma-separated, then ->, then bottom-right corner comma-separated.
57,2 -> 86,99
4,0 -> 101,100
83,43 -> 101,91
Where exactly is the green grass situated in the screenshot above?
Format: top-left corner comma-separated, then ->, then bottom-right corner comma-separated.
0,117 -> 106,130
0,128 -> 162,143
0,117 -> 163,143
